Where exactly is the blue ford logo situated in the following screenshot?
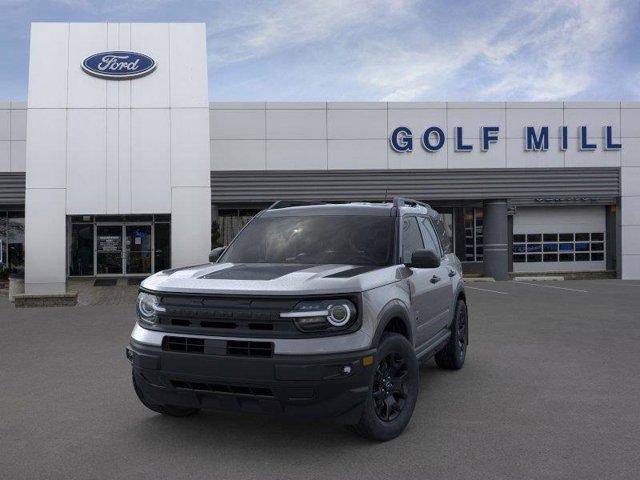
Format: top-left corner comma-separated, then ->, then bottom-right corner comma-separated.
82,51 -> 156,80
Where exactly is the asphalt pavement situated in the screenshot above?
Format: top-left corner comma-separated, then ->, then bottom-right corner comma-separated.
1,279 -> 639,480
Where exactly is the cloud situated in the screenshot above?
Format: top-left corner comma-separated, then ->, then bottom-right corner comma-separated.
207,0 -> 413,66
357,0 -> 629,101
206,0 -> 633,101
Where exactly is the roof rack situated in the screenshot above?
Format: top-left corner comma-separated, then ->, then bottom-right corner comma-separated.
267,200 -> 326,210
392,196 -> 431,210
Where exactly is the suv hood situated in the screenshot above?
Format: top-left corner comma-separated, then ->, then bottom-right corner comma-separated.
141,263 -> 399,295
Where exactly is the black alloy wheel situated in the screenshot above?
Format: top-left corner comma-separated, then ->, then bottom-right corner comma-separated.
354,333 -> 419,441
434,299 -> 468,370
372,352 -> 409,422
456,302 -> 468,359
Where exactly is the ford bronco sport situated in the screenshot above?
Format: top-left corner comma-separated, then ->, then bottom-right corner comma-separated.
127,198 -> 468,441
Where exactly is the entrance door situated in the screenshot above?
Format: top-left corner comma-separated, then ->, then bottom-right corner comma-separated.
125,225 -> 153,275
96,225 -> 124,275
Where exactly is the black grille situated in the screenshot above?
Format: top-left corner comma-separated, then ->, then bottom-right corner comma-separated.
162,336 -> 204,353
227,340 -> 273,357
170,380 -> 274,397
155,295 -> 300,338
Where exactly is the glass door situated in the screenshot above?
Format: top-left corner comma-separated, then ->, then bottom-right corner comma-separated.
96,225 -> 124,275
125,225 -> 153,275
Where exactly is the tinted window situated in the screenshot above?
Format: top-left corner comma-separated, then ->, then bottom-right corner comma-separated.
419,217 -> 442,256
402,217 -> 424,264
430,214 -> 452,254
221,215 -> 395,266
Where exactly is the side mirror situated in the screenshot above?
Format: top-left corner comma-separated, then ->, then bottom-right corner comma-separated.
209,246 -> 226,263
407,249 -> 440,269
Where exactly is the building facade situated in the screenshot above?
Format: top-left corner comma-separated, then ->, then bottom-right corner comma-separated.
1,22 -> 639,294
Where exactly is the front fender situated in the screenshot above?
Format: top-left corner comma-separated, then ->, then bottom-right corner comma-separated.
371,299 -> 413,347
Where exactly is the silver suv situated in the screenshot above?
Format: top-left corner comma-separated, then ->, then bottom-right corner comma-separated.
127,198 -> 468,441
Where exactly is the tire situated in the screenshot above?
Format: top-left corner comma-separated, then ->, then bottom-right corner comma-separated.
434,299 -> 468,370
354,333 -> 419,441
132,371 -> 200,417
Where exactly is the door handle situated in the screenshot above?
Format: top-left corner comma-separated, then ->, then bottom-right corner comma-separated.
430,275 -> 441,284
448,269 -> 456,277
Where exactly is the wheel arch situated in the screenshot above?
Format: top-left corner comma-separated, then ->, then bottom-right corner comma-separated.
372,301 -> 413,347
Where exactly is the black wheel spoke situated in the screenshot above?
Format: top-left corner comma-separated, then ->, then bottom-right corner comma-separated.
372,350 -> 411,422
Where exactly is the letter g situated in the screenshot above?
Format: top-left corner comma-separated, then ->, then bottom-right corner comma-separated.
390,126 -> 413,152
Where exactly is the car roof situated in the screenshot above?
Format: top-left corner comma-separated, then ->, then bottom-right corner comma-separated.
260,201 -> 434,218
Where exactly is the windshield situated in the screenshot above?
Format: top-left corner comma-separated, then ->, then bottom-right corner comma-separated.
220,215 -> 396,266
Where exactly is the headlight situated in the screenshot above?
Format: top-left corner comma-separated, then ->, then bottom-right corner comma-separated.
136,292 -> 165,325
280,299 -> 357,333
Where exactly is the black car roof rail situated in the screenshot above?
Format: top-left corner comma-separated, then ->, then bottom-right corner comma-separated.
267,200 -> 327,210
392,196 -> 432,210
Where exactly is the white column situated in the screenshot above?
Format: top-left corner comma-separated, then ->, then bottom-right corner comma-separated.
25,189 -> 66,294
171,187 -> 211,267
620,166 -> 640,279
621,104 -> 640,279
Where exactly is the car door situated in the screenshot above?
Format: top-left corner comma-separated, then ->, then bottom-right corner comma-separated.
419,216 -> 455,334
401,216 -> 441,349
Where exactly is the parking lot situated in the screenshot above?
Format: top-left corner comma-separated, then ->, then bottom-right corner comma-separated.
1,279 -> 639,480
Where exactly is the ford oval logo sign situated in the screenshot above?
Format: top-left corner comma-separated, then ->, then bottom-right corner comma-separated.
82,51 -> 156,80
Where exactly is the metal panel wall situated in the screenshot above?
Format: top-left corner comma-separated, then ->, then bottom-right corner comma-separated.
211,168 -> 620,204
0,169 -> 621,208
0,172 -> 26,206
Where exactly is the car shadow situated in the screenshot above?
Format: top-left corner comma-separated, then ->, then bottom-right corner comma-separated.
119,357 -> 456,455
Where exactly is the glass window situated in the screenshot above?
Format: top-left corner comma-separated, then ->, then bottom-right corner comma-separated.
419,217 -> 441,257
7,212 -> 24,274
221,215 -> 396,266
70,215 -> 94,223
153,214 -> 170,223
69,224 -> 94,276
125,226 -> 153,275
513,254 -> 526,263
513,231 -> 606,266
463,207 -> 483,262
216,209 -> 261,247
402,217 -> 425,264
0,212 -> 7,276
575,242 -> 589,251
429,215 -> 452,254
154,223 -> 171,271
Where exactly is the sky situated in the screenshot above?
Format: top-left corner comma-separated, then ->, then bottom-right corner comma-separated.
1,0 -> 639,102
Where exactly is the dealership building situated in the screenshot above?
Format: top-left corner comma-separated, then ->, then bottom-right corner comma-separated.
1,22 -> 640,296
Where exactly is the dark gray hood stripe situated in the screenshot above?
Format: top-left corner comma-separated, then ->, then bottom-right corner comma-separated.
199,264 -> 314,281
323,266 -> 383,278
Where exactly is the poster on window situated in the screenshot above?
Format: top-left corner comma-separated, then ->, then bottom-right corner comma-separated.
98,236 -> 121,252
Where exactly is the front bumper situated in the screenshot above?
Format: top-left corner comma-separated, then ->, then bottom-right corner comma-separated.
127,339 -> 376,424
